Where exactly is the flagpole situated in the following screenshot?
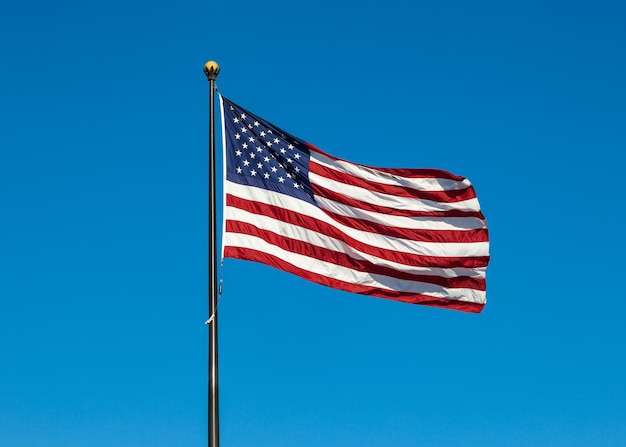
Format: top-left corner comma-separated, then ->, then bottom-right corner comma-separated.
204,60 -> 220,447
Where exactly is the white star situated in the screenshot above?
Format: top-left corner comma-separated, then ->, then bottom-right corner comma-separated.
271,166 -> 278,173
273,138 -> 279,144
294,153 -> 301,159
256,146 -> 263,153
257,162 -> 263,169
243,160 -> 250,166
294,183 -> 300,189
254,121 -> 260,127
265,141 -> 272,147
233,117 -> 239,123
264,156 -> 270,163
278,176 -> 285,183
260,131 -> 266,137
242,143 -> 248,149
280,148 -> 286,154
295,167 -> 300,173
264,172 -> 270,179
288,144 -> 294,150
241,113 -> 246,120
235,133 -> 241,140
235,149 -> 242,156
241,127 -> 247,133
249,152 -> 255,159
236,167 -> 242,174
287,158 -> 293,163
249,136 -> 255,142
250,169 -> 257,176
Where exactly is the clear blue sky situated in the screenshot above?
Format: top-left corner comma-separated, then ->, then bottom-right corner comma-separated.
2,1 -> 625,446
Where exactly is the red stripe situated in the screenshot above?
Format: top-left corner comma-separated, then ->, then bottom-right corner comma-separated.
226,194 -> 490,269
307,144 -> 468,181
312,183 -> 486,219
226,220 -> 486,290
309,159 -> 477,203
224,246 -> 485,313
318,208 -> 489,243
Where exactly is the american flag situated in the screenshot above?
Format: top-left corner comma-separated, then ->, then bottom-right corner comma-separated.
220,96 -> 490,313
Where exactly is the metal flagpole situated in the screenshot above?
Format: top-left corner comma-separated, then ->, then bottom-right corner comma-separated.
204,60 -> 220,447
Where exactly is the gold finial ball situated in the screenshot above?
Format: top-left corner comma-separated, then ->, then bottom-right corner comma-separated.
204,61 -> 220,80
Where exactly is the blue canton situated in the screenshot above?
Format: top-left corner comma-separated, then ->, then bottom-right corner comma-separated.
222,97 -> 314,204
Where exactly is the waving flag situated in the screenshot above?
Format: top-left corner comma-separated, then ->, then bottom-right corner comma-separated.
220,96 -> 490,313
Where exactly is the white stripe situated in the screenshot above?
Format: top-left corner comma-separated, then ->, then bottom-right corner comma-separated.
226,181 -> 490,258
311,150 -> 472,192
225,205 -> 487,280
225,232 -> 486,304
315,196 -> 488,231
309,171 -> 482,213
